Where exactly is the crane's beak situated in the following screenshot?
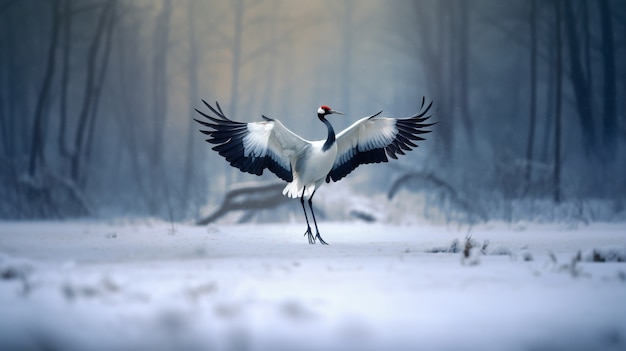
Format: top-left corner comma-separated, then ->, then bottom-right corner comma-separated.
330,110 -> 344,115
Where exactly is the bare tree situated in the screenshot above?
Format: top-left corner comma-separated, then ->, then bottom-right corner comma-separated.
143,0 -> 172,214
414,0 -> 453,160
82,0 -> 116,187
563,0 -> 595,155
597,0 -> 617,162
58,0 -> 73,159
69,0 -> 115,184
228,0 -> 243,119
149,0 -> 171,169
581,0 -> 592,98
182,0 -> 200,216
341,0 -> 354,114
554,0 -> 562,203
524,0 -> 538,192
457,0 -> 475,151
28,0 -> 62,177
0,1 -> 19,159
112,5 -> 153,212
540,8 -> 555,166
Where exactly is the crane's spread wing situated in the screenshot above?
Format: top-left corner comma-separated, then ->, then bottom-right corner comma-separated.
326,97 -> 436,183
194,100 -> 308,182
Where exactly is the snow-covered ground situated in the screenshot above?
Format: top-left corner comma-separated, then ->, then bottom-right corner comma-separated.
1,220 -> 625,351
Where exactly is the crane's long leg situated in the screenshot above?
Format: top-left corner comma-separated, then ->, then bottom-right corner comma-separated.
300,187 -> 316,244
308,189 -> 328,245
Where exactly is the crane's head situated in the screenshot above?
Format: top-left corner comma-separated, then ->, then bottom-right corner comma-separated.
317,105 -> 344,119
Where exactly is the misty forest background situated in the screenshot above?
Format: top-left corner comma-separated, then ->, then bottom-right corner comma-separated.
0,0 -> 624,224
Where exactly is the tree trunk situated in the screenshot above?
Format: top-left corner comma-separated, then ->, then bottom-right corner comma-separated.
28,0 -> 62,177
196,181 -> 288,225
145,0 -> 172,214
182,0 -> 199,216
114,9 -> 152,211
150,0 -> 171,168
415,1 -> 452,161
553,0 -> 562,204
341,0 -> 353,114
597,0 -> 617,162
229,0 -> 243,119
81,0 -> 116,188
228,0 -> 244,185
58,0 -> 72,159
446,1 -> 456,146
540,24 -> 555,165
0,15 -> 8,157
524,0 -> 537,192
563,0 -> 596,155
582,0 -> 592,93
457,0 -> 475,151
70,1 -> 113,183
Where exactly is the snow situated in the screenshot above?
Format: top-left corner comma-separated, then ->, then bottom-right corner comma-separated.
1,220 -> 625,351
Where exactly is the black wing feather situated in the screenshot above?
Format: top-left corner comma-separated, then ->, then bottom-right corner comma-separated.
194,100 -> 293,182
326,98 -> 436,183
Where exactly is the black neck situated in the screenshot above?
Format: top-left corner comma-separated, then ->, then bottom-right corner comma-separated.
319,115 -> 336,152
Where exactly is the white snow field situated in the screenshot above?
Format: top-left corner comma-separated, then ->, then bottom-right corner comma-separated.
1,220 -> 625,351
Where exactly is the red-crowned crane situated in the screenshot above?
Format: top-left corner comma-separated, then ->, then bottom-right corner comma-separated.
194,98 -> 435,244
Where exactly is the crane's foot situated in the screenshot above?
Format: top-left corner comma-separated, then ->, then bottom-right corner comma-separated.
315,233 -> 329,245
304,227 -> 316,244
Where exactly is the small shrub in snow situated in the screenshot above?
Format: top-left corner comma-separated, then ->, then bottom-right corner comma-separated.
463,247 -> 482,266
582,248 -> 626,263
349,209 -> 377,223
1,264 -> 30,281
426,236 -> 489,265
0,255 -> 34,295
463,236 -> 488,258
547,251 -> 587,278
461,236 -> 488,266
425,239 -> 460,253
522,252 -> 534,262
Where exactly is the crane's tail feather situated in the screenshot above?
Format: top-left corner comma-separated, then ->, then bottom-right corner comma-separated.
283,180 -> 315,199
